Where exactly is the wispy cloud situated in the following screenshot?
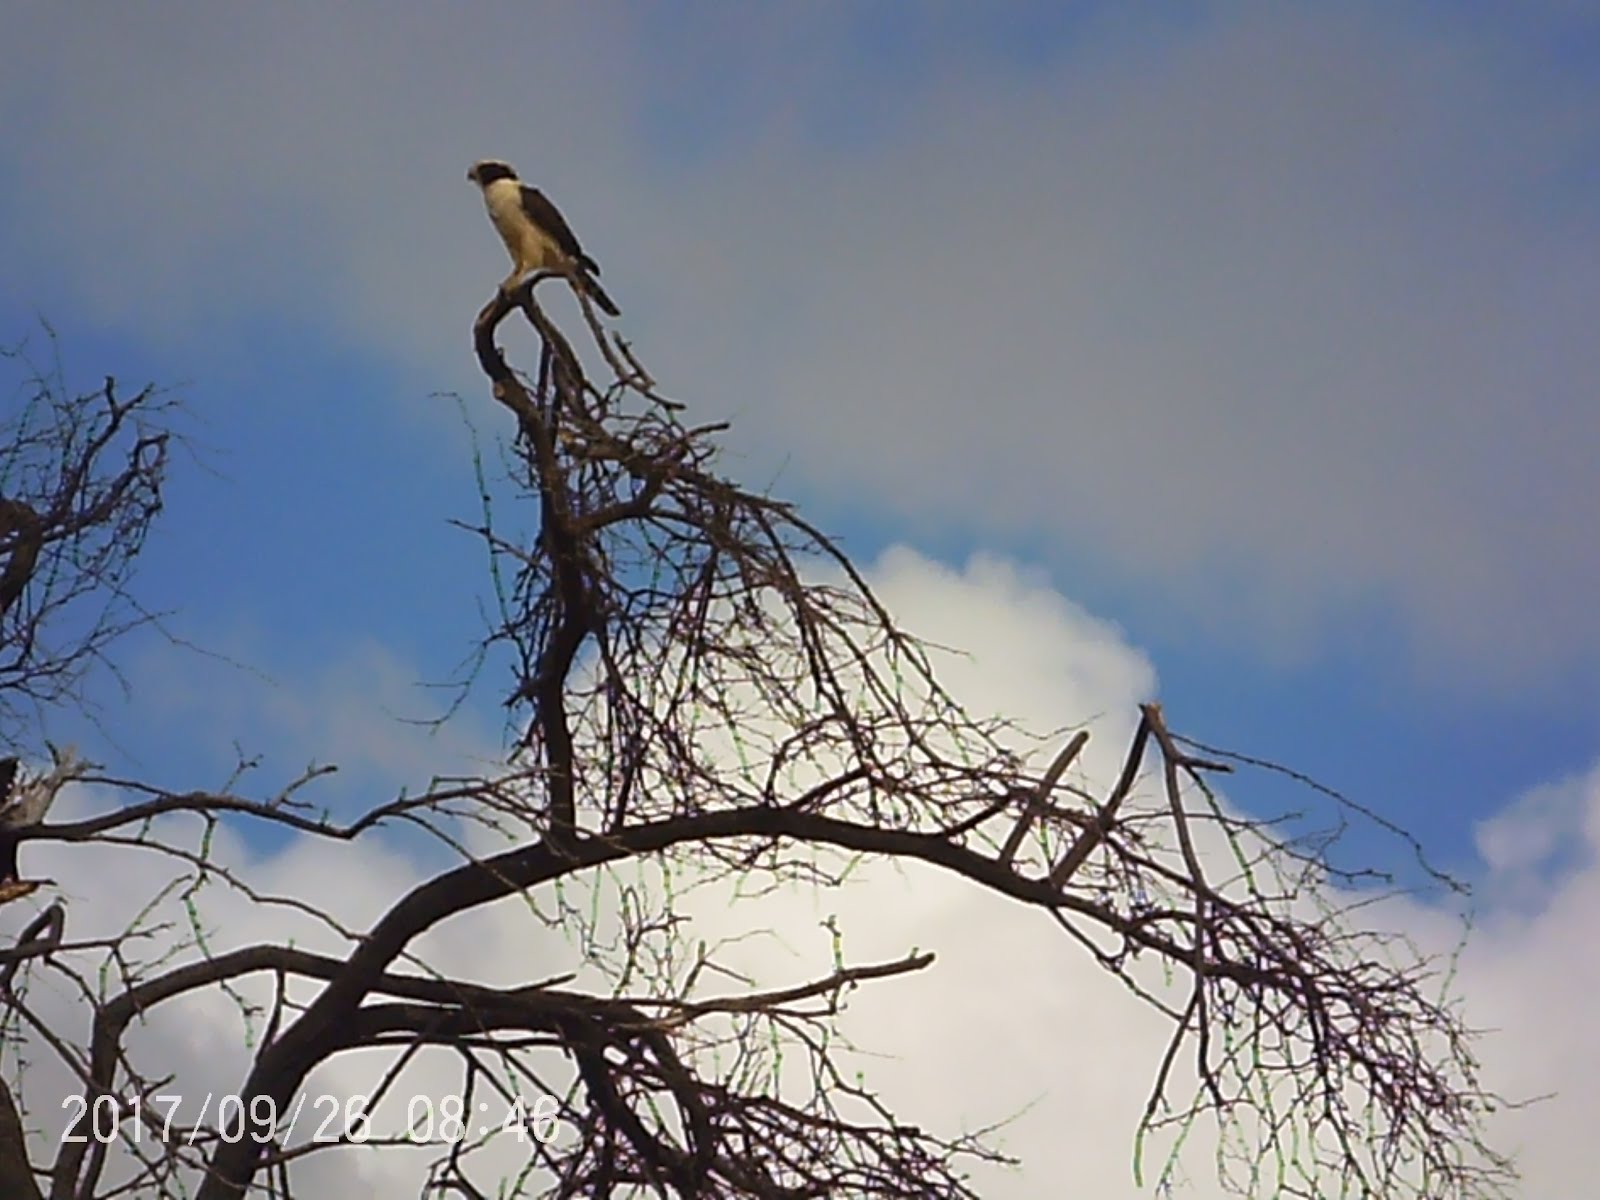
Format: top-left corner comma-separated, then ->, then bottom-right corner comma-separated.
4,5 -> 1596,682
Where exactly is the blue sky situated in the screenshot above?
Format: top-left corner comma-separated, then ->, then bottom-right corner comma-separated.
2,2 -> 1599,1192
3,0 -> 1594,879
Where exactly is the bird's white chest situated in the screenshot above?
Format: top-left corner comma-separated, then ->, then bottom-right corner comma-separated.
483,180 -> 557,271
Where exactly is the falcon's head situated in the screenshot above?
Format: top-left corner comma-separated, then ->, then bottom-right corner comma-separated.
468,160 -> 518,188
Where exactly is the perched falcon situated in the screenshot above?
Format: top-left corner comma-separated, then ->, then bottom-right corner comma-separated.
467,160 -> 620,316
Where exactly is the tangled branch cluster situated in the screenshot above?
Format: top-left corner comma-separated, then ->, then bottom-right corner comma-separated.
444,278 -> 1514,1198
0,333 -> 172,735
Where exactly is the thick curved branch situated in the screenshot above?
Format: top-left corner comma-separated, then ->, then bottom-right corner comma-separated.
0,1078 -> 43,1200
193,784 -> 1321,1197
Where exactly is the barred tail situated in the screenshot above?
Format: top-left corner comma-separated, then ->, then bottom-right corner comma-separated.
581,273 -> 621,317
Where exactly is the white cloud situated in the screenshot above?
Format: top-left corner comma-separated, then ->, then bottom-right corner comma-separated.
1456,771 -> 1600,1192
1473,764 -> 1600,905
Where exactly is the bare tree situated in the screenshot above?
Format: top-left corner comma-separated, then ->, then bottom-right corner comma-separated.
0,291 -> 1514,1200
0,332 -> 172,736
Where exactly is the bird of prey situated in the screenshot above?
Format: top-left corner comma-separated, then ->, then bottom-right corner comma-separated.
467,160 -> 620,316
